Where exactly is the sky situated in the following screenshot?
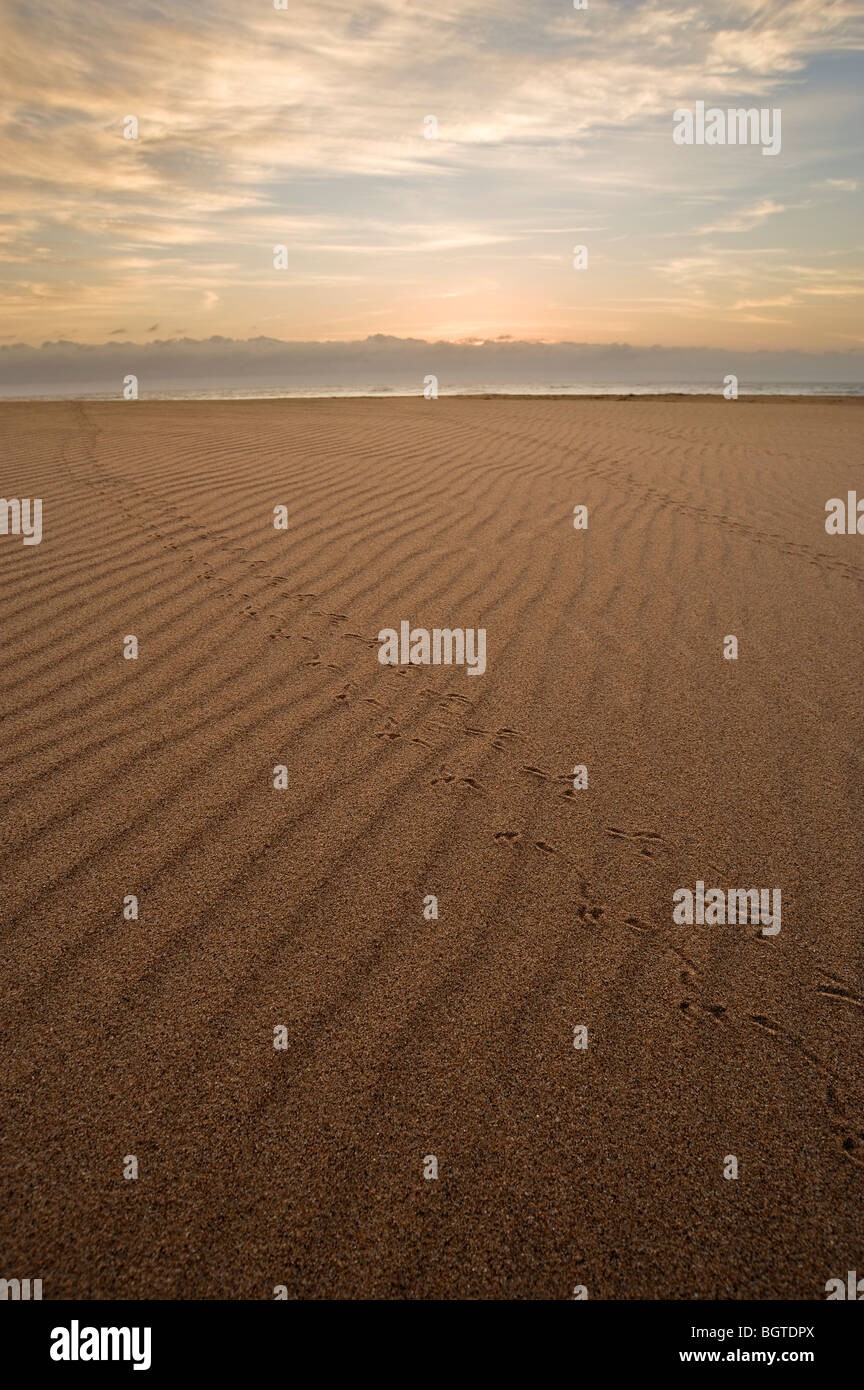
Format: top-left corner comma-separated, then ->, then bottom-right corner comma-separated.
1,0 -> 863,356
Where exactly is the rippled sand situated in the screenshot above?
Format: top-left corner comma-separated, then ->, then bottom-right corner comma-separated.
1,395 -> 861,1299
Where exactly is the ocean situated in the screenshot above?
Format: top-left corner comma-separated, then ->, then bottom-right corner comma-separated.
2,381 -> 862,401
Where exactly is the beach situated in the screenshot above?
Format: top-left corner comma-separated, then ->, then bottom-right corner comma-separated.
1,395 -> 861,1299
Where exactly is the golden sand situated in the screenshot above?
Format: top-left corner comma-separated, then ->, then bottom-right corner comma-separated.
1,396 -> 861,1298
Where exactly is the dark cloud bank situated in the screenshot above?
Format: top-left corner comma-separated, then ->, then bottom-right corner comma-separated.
1,335 -> 862,396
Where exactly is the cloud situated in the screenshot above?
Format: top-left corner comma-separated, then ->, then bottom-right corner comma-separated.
698,200 -> 793,235
0,0 -> 861,350
731,296 -> 797,309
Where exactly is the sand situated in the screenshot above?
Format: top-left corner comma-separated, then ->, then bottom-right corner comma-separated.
0,395 -> 861,1300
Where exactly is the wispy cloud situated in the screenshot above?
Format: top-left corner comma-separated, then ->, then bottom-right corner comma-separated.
697,199 -> 795,235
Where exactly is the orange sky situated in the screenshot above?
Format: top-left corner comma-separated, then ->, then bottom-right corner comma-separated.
1,0 -> 863,351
